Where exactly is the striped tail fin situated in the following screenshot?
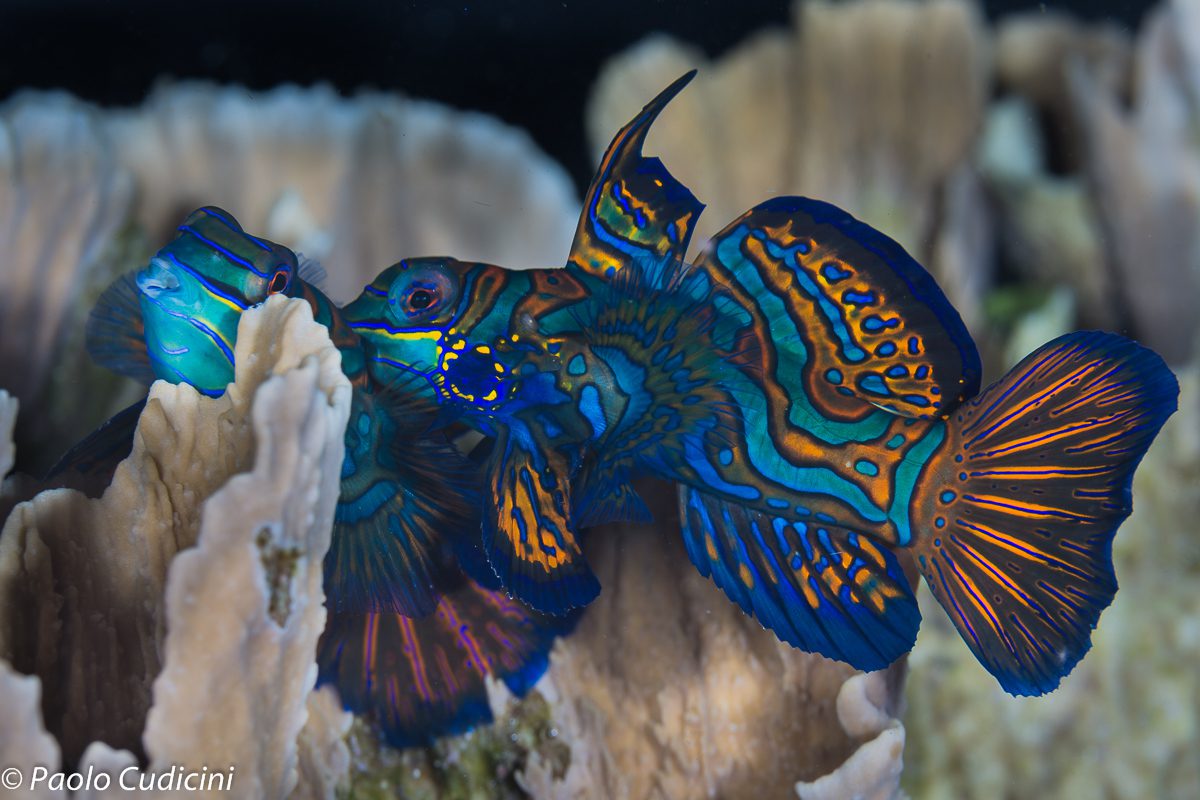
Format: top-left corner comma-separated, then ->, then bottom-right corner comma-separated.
317,579 -> 577,747
912,331 -> 1178,695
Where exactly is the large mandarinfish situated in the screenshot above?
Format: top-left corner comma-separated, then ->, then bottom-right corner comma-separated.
74,207 -> 576,746
342,71 -> 1179,696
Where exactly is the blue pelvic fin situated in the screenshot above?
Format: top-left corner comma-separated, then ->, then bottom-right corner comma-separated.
317,578 -> 578,748
86,272 -> 155,384
679,486 -> 921,672
573,464 -> 653,529
913,331 -> 1178,695
44,398 -> 147,494
482,422 -> 599,616
693,197 -> 982,419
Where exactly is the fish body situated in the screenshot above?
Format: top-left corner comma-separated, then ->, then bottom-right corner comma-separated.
83,207 -> 575,745
344,72 -> 1179,696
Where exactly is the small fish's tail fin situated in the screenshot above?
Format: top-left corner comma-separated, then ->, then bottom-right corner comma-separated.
317,580 -> 578,747
912,331 -> 1178,695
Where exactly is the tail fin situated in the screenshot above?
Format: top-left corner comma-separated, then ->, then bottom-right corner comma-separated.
913,331 -> 1178,695
317,579 -> 577,747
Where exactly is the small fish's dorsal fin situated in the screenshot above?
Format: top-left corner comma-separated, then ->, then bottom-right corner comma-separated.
296,253 -> 328,291
569,71 -> 705,279
317,580 -> 578,747
481,422 -> 599,615
678,486 -> 921,672
85,272 -> 155,384
694,197 -> 982,420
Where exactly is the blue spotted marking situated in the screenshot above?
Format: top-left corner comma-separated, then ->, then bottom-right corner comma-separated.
821,262 -> 852,282
752,231 -> 866,363
567,354 -> 587,375
863,315 -> 900,333
825,369 -> 843,385
859,374 -> 889,395
886,434 -> 906,449
855,460 -> 879,477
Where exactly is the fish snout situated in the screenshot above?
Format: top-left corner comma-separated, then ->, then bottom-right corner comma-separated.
136,258 -> 182,299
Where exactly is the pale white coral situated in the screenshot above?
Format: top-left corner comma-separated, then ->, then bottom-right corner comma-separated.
0,297 -> 351,799
795,672 -> 905,800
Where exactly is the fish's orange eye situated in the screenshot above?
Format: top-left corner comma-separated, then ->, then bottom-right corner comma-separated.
268,269 -> 289,294
407,288 -> 436,311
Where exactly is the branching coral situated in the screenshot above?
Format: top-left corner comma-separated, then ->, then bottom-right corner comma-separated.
0,297 -> 351,797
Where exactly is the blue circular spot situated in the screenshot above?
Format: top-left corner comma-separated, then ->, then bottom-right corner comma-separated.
825,368 -> 843,385
935,517 -> 945,528
940,490 -> 956,503
718,448 -> 733,466
854,460 -> 879,477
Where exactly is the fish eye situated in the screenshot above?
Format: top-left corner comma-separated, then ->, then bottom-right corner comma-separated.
268,268 -> 290,295
387,262 -> 458,323
407,288 -> 436,311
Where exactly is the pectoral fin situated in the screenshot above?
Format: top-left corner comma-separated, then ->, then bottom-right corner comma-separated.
483,424 -> 598,615
86,272 -> 155,383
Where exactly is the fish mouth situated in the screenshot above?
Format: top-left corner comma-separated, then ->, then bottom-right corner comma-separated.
136,258 -> 181,299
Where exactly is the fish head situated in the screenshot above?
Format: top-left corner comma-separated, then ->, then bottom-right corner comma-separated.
136,207 -> 298,395
346,257 -> 508,408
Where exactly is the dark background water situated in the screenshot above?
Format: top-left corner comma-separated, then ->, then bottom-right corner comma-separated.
0,0 -> 1155,192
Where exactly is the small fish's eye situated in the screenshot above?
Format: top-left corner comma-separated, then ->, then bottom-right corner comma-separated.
268,269 -> 290,295
408,288 -> 436,311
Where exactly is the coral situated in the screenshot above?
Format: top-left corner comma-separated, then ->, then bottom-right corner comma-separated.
1069,0 -> 1200,363
517,484 -> 907,799
0,297 -> 351,797
585,0 -> 993,329
794,672 -> 905,800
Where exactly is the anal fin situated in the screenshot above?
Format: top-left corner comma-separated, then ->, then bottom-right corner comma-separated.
679,486 -> 920,672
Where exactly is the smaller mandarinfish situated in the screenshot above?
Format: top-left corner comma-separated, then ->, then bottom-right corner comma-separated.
75,206 -> 575,746
342,71 -> 1179,697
